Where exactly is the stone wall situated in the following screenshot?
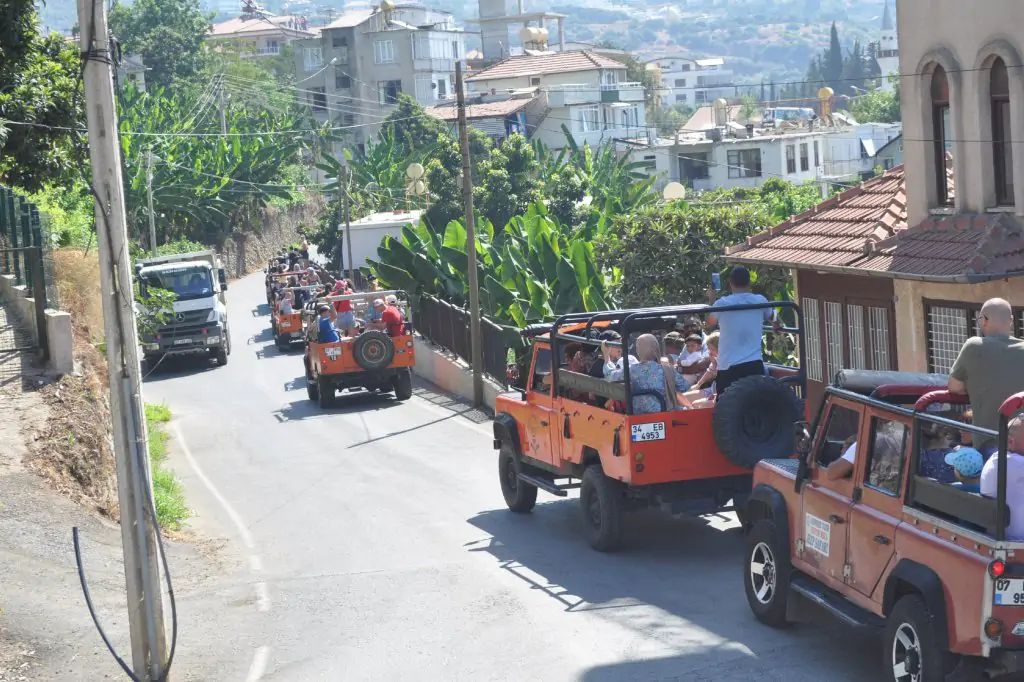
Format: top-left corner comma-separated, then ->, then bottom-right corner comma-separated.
218,196 -> 326,279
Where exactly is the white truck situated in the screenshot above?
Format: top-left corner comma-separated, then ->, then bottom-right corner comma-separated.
135,250 -> 232,369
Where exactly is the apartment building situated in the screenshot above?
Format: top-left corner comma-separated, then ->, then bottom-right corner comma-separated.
820,122 -> 903,183
647,56 -> 734,109
293,5 -> 466,150
208,14 -> 315,56
464,51 -> 650,150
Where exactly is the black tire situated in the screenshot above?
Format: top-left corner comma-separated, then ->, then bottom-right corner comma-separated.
713,375 -> 802,469
498,444 -> 537,513
580,465 -> 624,552
884,595 -> 953,682
275,334 -> 288,351
744,519 -> 792,627
352,330 -> 395,371
215,347 -> 228,366
393,368 -> 413,400
305,358 -> 320,401
318,379 -> 334,408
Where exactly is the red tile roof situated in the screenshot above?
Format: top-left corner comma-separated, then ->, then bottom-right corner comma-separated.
424,98 -> 533,121
725,165 -> 908,268
465,51 -> 626,82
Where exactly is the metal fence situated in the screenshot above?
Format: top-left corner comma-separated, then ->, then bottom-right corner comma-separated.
415,295 -> 511,386
0,187 -> 58,310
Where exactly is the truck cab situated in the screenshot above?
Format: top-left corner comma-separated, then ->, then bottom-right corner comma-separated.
136,250 -> 232,369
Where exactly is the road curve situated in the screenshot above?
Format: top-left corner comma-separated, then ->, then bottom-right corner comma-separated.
145,270 -> 881,681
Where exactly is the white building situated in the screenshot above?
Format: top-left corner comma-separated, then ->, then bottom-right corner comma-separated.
208,14 -> 315,56
465,50 -> 651,150
877,0 -> 899,93
339,210 -> 423,273
820,122 -> 903,183
647,55 -> 734,109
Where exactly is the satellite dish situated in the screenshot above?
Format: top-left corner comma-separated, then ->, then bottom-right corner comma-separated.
406,163 -> 425,180
662,182 -> 687,201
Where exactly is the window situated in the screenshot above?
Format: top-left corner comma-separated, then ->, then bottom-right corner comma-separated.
577,106 -> 600,133
813,140 -> 820,168
675,94 -> 688,103
868,306 -> 891,371
332,34 -> 348,49
695,90 -> 708,104
530,76 -> 542,86
931,66 -> 953,206
800,143 -> 809,172
452,40 -> 459,58
679,152 -> 710,181
530,346 -> 552,393
864,418 -> 908,496
991,57 -> 1014,206
309,87 -> 326,111
335,74 -> 351,90
926,304 -> 972,373
682,63 -> 691,71
415,76 -> 432,103
674,78 -> 687,87
847,304 -> 866,370
303,47 -> 323,71
803,297 -> 823,382
436,78 -> 447,98
621,104 -> 639,128
824,301 -> 844,383
374,40 -> 395,64
786,145 -> 796,174
819,404 -> 860,466
727,149 -> 762,178
378,79 -> 401,105
341,113 -> 356,126
601,71 -> 618,85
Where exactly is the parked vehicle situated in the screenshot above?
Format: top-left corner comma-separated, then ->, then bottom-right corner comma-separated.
491,302 -> 805,551
303,290 -> 415,407
743,369 -> 1024,681
136,250 -> 231,369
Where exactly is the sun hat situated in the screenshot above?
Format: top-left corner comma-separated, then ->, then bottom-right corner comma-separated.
945,447 -> 984,478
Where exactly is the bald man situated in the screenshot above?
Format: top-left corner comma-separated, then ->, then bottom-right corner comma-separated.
949,298 -> 1024,452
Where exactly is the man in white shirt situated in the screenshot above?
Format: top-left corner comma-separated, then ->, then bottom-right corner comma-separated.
981,414 -> 1024,541
706,266 -> 778,394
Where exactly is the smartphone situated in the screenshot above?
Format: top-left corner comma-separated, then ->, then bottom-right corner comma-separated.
711,272 -> 721,291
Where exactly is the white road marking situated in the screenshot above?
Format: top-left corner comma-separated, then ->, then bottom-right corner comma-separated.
254,581 -> 271,612
172,422 -> 255,550
245,646 -> 270,682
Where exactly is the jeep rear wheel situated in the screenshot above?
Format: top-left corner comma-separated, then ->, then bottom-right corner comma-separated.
580,465 -> 624,552
393,368 -> 413,401
885,595 -> 950,682
744,519 -> 791,627
499,444 -> 537,513
318,380 -> 334,408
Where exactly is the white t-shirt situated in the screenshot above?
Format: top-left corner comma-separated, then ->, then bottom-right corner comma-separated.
981,452 -> 1024,541
712,292 -> 771,370
841,442 -> 857,464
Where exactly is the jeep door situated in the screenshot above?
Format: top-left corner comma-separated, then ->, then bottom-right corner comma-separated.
845,412 -> 908,601
521,343 -> 558,467
797,399 -> 863,589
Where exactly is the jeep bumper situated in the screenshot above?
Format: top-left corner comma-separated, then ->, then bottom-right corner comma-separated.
988,648 -> 1024,676
318,366 -> 409,390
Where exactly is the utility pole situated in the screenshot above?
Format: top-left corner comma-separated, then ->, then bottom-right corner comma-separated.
343,166 -> 354,285
455,62 -> 484,406
75,0 -> 169,680
145,151 -> 157,256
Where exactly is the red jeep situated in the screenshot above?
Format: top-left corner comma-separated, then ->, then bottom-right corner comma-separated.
492,302 -> 806,551
743,369 -> 1024,681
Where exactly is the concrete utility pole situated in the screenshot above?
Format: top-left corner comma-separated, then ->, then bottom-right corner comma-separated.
75,0 -> 169,679
343,166 -> 354,285
454,62 -> 484,406
145,151 -> 157,256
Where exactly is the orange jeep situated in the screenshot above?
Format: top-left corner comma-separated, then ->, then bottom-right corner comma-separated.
492,302 -> 805,551
303,290 -> 415,407
271,283 -> 321,351
743,369 -> 1024,681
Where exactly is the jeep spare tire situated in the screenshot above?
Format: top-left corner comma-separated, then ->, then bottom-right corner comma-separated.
712,375 -> 802,469
352,330 -> 395,370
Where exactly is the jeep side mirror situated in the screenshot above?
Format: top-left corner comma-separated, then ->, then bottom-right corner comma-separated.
794,421 -> 812,454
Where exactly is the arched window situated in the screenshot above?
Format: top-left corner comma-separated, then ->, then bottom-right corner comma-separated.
991,57 -> 1014,205
931,66 -> 953,206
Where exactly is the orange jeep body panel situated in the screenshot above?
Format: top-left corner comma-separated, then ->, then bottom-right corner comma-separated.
308,333 -> 416,377
274,310 -> 303,334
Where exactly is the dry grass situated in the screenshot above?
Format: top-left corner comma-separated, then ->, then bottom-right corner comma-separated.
26,248 -> 118,518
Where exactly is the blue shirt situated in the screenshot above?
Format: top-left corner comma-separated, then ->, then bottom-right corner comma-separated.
318,316 -> 340,343
712,292 -> 771,370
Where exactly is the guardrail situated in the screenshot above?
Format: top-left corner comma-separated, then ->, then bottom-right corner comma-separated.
415,294 -> 509,386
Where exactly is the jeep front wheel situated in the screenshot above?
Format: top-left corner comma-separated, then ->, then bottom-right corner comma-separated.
744,519 -> 791,627
885,595 -> 950,682
499,445 -> 537,513
580,465 -> 624,552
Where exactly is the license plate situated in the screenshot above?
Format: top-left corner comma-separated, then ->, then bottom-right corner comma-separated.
173,338 -> 193,346
994,579 -> 1024,605
631,422 -> 666,442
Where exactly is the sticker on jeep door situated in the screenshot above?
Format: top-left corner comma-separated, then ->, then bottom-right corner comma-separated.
805,513 -> 831,557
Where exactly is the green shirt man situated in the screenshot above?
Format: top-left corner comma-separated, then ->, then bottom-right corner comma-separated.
949,298 -> 1024,451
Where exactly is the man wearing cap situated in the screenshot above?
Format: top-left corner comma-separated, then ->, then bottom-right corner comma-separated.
385,294 -> 405,321
316,302 -> 340,344
379,297 -> 404,336
706,266 -> 777,394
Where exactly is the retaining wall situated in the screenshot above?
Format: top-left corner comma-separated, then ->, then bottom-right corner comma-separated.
218,197 -> 325,279
412,336 -> 503,411
0,275 -> 74,375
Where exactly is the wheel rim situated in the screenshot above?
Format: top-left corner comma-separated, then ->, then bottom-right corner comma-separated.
892,623 -> 922,682
749,541 -> 777,605
363,340 -> 386,363
587,490 -> 602,529
503,456 -> 518,493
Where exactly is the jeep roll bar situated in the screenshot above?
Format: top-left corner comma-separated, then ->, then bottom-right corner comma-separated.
548,301 -> 805,415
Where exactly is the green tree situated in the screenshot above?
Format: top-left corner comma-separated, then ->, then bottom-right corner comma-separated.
823,21 -> 844,93
381,95 -> 448,151
650,104 -> 692,137
0,1 -> 84,192
475,134 -> 542,230
110,0 -> 212,89
423,134 -> 462,231
849,81 -> 901,123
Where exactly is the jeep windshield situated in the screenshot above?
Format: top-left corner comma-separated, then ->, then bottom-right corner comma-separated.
142,267 -> 214,301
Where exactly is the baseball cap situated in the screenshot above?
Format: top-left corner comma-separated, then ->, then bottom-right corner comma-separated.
685,333 -> 703,344
664,331 -> 684,345
373,298 -> 385,306
945,447 -> 984,478
316,302 -> 331,312
385,294 -> 398,304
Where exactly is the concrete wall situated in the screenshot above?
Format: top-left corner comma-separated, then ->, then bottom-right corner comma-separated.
0,274 -> 73,375
412,336 -> 503,411
218,196 -> 325,279
897,0 -> 1024,222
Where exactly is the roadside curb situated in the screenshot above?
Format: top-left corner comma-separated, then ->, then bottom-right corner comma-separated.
412,335 -> 502,411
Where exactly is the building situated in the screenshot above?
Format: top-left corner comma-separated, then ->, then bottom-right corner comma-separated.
115,54 -> 147,91
465,50 -> 650,150
874,134 -> 904,171
469,0 -> 565,63
339,210 -> 423,273
723,0 -> 1024,405
646,56 -> 734,109
820,122 -> 903,184
208,14 -> 315,56
876,0 -> 899,93
423,97 -> 537,143
293,5 -> 466,151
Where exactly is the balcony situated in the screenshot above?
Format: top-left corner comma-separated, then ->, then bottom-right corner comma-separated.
413,57 -> 454,72
256,45 -> 280,56
545,82 -> 643,107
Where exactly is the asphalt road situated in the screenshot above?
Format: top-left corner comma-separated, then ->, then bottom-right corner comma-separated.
144,270 -> 884,682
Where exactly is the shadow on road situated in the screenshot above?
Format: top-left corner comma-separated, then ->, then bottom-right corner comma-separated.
142,355 -> 221,382
272,389 -> 402,422
248,328 -> 274,344
252,303 -> 271,317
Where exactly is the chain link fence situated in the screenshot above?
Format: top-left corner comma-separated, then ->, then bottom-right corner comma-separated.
0,186 -> 59,310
